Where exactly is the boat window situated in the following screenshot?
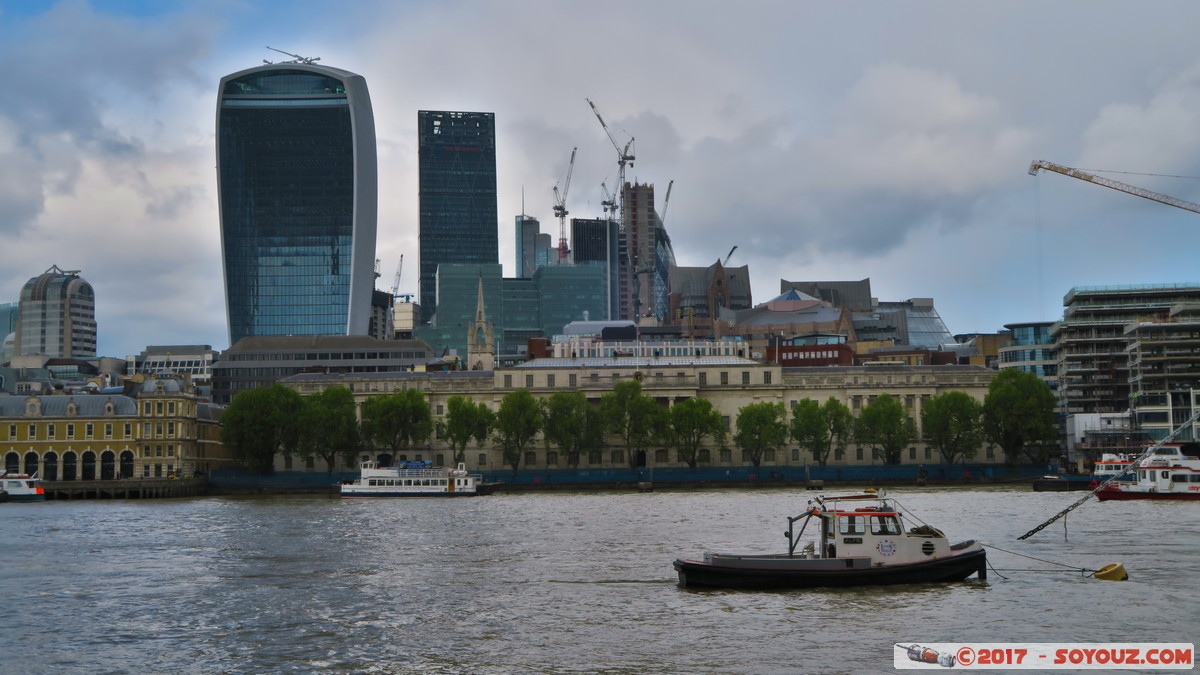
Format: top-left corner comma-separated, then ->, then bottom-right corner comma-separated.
839,515 -> 865,535
1161,471 -> 1170,479
1172,474 -> 1188,482
871,515 -> 901,535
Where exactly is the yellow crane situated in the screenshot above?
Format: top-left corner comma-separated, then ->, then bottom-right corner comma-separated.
1028,160 -> 1200,214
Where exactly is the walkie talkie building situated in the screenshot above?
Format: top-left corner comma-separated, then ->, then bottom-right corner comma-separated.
216,62 -> 377,345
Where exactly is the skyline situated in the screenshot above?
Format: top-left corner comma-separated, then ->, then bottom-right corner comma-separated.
2,1 -> 1200,358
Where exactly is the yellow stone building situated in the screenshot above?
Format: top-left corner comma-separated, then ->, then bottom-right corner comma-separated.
281,357 -> 1003,472
0,375 -> 228,480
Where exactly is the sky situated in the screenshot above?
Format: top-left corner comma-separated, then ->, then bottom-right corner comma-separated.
3,0 -> 1200,358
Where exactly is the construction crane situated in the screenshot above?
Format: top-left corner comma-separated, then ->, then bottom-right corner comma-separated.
587,98 -> 635,221
723,245 -> 738,266
1028,160 -> 1200,214
659,179 -> 674,226
600,181 -> 618,221
553,148 -> 577,262
390,256 -> 403,296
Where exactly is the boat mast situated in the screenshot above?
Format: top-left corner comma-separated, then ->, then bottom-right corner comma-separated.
1018,408 -> 1200,540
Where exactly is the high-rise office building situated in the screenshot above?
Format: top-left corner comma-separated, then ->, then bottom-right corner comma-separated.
14,265 -> 97,358
621,182 -> 674,321
418,111 -> 498,324
572,217 -> 621,320
216,62 -> 377,345
515,215 -> 540,278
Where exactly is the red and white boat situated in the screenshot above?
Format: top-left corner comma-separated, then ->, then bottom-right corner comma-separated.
1096,445 -> 1200,501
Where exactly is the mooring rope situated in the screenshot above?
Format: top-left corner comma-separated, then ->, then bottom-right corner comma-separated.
983,542 -> 1093,574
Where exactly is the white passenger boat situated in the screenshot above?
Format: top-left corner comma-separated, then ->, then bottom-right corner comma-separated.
1096,445 -> 1200,501
0,471 -> 46,502
339,461 -> 485,498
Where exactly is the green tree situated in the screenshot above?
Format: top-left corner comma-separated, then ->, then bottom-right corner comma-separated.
220,383 -> 303,473
983,369 -> 1059,464
600,380 -> 664,468
733,401 -> 789,469
439,396 -> 495,465
495,389 -> 544,477
790,396 -> 854,467
855,394 -> 915,465
921,391 -> 984,465
543,391 -> 605,468
665,397 -> 725,470
360,389 -> 432,457
297,386 -> 361,473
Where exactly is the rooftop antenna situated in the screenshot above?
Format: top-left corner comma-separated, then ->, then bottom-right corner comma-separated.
263,46 -> 321,65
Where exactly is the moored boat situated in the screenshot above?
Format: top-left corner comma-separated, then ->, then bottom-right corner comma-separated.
673,490 -> 986,590
339,460 -> 484,498
1095,445 -> 1200,501
1,471 -> 46,502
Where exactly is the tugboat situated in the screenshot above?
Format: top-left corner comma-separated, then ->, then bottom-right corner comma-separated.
1095,445 -> 1200,501
673,490 -> 986,590
0,471 -> 46,502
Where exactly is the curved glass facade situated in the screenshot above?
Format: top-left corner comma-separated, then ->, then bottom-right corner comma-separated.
217,64 -> 376,345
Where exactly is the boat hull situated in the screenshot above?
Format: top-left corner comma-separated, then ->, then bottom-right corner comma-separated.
1095,488 -> 1200,501
673,548 -> 987,590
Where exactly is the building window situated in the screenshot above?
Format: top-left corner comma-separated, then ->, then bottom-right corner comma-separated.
547,374 -> 555,388
168,422 -> 175,437
156,445 -> 163,457
142,465 -> 150,477
925,448 -> 932,460
764,449 -> 775,462
909,447 -> 916,460
720,448 -> 732,463
124,423 -> 132,438
699,372 -> 707,385
720,372 -> 728,385
504,374 -> 512,388
168,402 -> 176,415
436,404 -> 444,415
722,416 -> 730,432
525,374 -> 534,388
305,457 -> 315,469
48,424 -> 55,440
872,448 -> 880,461
167,445 -> 175,457
7,424 -> 15,440
791,448 -> 800,461
524,451 -> 537,466
742,371 -> 750,385
764,371 -> 772,385
569,374 -> 577,387
143,402 -> 151,415
285,456 -> 294,470
104,423 -> 111,439
477,453 -> 487,466
590,373 -> 599,382
85,423 -> 93,439
66,423 -> 75,439
156,402 -> 164,415
547,451 -> 558,466
611,450 -> 624,464
856,448 -> 864,460
835,449 -> 844,461
143,447 -> 151,458
986,446 -> 994,459
28,425 -> 36,440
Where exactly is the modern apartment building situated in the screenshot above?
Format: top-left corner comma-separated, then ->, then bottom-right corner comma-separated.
998,321 -> 1058,388
216,62 -> 377,344
1052,283 -> 1200,416
14,265 -> 97,358
1125,301 -> 1200,442
418,111 -> 498,324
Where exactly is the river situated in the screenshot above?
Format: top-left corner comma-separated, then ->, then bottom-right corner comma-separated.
1,486 -> 1196,674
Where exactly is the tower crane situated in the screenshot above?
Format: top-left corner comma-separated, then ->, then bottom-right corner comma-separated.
391,255 -> 403,296
723,245 -> 738,266
553,147 -> 577,262
659,179 -> 674,227
1028,160 -> 1200,214
587,98 -> 635,221
600,181 -> 618,221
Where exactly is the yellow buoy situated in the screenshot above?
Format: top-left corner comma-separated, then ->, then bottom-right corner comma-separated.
1093,563 -> 1128,581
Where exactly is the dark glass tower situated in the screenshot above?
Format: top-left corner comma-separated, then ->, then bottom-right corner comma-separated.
216,63 -> 377,345
418,111 -> 498,325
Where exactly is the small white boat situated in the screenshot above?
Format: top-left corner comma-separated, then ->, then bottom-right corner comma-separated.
1092,452 -> 1136,484
1,471 -> 46,502
1096,445 -> 1200,501
339,461 -> 485,498
673,490 -> 986,589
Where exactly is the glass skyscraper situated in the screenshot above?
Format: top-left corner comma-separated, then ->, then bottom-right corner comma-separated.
418,111 -> 498,325
14,265 -> 97,358
216,63 -> 377,346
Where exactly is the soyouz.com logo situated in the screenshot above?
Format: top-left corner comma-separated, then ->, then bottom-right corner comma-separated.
894,643 -> 1194,669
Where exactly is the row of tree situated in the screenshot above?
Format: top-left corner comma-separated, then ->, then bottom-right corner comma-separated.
221,369 -> 1058,474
